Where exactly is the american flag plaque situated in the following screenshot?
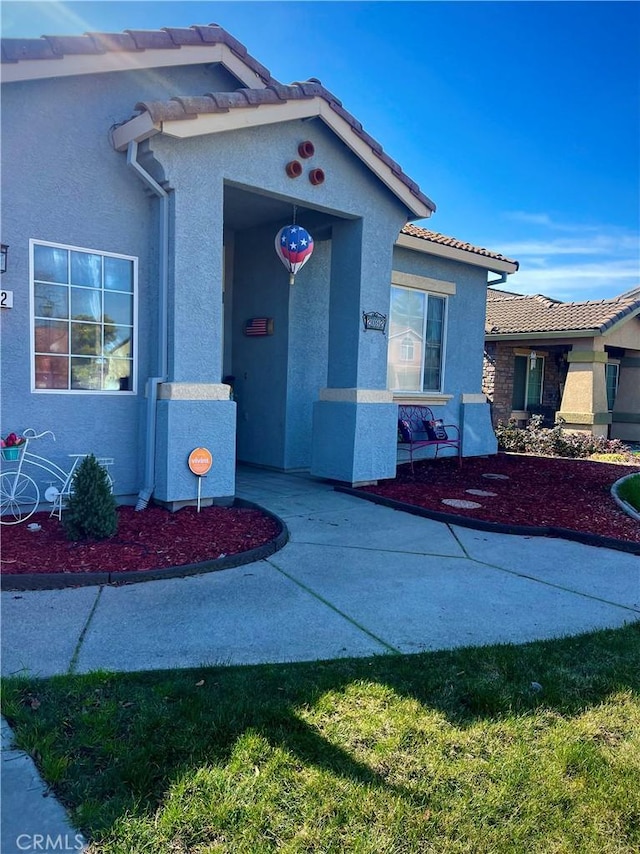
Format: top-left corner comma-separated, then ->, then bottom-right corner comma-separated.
244,317 -> 274,337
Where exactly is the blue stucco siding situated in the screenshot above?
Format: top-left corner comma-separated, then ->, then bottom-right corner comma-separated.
1,52 -> 500,504
1,63 -> 253,500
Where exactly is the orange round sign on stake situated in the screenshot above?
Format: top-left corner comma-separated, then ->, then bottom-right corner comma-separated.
188,447 -> 212,476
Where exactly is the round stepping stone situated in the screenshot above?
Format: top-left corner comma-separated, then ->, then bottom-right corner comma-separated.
441,498 -> 482,509
466,489 -> 497,497
482,473 -> 510,480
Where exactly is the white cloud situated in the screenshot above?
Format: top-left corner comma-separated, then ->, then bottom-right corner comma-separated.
501,234 -> 640,257
491,213 -> 639,301
508,260 -> 640,302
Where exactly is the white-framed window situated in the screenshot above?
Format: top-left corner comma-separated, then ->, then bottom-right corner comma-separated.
387,285 -> 447,393
512,354 -> 544,410
606,362 -> 619,411
30,240 -> 137,393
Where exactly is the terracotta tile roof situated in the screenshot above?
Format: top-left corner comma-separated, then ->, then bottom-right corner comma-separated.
485,290 -> 640,336
1,24 -> 434,214
134,79 -> 433,212
1,24 -> 274,82
400,224 -> 519,268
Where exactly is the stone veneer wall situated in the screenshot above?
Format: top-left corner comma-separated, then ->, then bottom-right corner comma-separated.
483,341 -> 568,428
483,342 -> 515,426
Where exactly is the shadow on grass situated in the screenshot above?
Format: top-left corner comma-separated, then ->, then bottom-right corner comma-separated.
2,621 -> 640,843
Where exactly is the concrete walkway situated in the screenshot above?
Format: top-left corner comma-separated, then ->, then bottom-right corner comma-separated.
2,468 -> 639,851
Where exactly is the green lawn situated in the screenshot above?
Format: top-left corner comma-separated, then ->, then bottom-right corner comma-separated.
3,623 -> 640,853
618,473 -> 640,512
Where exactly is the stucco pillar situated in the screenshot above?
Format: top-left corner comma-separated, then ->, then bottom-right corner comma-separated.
311,215 -> 405,484
556,343 -> 611,437
611,355 -> 640,441
150,148 -> 235,504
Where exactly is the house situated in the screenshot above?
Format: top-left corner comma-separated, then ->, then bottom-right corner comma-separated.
1,24 -> 518,510
483,287 -> 640,440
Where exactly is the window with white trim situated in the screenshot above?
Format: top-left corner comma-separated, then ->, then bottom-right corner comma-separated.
31,241 -> 136,393
387,285 -> 446,392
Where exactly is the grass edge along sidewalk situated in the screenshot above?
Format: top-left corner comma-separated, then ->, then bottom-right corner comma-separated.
3,623 -> 640,853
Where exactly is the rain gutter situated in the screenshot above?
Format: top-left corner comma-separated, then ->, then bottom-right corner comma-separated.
126,139 -> 169,510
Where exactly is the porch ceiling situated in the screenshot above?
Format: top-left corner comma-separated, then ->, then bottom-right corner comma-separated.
223,183 -> 341,237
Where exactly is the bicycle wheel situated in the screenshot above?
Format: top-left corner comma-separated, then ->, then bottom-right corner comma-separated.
0,471 -> 40,525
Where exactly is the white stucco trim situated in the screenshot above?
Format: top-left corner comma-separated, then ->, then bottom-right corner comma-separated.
112,112 -> 160,150
158,382 -> 232,400
395,232 -> 518,274
461,393 -> 487,404
112,96 -> 431,218
391,270 -> 456,295
1,43 -> 268,87
392,394 -> 453,406
319,388 -> 394,403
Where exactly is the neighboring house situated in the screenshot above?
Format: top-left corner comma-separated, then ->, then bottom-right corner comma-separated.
483,287 -> 640,440
1,24 -> 518,509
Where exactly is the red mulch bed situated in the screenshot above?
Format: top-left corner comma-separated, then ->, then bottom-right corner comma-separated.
1,504 -> 281,575
359,453 -> 640,543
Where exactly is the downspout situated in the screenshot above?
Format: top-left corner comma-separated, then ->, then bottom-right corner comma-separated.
126,140 -> 169,510
488,272 -> 507,287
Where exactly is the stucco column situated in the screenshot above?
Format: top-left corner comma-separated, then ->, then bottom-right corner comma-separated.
311,213 -> 406,484
557,342 -> 611,437
149,143 -> 235,505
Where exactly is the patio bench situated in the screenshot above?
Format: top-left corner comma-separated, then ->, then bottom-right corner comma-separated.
397,404 -> 461,471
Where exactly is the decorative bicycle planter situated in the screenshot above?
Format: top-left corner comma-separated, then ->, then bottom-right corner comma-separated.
1,445 -> 25,461
0,428 -> 114,525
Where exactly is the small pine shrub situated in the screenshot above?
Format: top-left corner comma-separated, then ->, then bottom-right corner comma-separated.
62,454 -> 118,541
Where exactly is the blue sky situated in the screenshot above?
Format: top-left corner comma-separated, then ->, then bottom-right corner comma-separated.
2,1 -> 639,302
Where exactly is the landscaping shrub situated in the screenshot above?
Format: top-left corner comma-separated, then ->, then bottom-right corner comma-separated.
495,415 -> 630,459
62,454 -> 118,541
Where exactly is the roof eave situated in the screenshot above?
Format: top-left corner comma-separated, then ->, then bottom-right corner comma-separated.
395,232 -> 518,274
112,97 -> 433,218
485,329 -> 601,341
1,41 -> 269,88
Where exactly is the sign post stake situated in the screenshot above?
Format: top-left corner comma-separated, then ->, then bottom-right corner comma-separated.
188,447 -> 213,512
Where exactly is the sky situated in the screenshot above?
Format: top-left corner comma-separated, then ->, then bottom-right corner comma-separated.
2,0 -> 639,302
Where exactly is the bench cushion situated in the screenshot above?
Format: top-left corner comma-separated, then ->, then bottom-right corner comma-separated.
423,418 -> 448,441
398,419 -> 412,442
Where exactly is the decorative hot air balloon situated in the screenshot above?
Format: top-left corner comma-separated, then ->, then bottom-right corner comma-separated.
275,224 -> 314,285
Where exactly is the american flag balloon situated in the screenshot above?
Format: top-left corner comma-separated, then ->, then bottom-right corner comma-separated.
275,225 -> 314,284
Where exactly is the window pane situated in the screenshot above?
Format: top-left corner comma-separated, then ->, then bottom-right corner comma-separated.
34,245 -> 68,283
34,319 -> 68,354
526,358 -> 543,407
423,296 -> 444,390
35,355 -> 69,389
71,288 -> 102,322
105,256 -> 133,292
71,322 -> 101,356
390,287 -> 425,335
104,359 -> 132,391
387,287 -> 425,392
71,357 -> 103,390
512,356 -> 527,409
606,364 -> 619,410
70,251 -> 102,288
34,283 -> 68,319
104,325 -> 132,356
104,291 -> 133,326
